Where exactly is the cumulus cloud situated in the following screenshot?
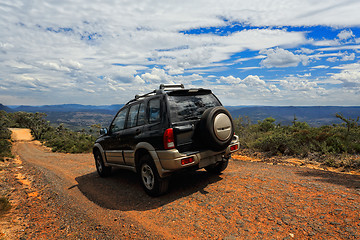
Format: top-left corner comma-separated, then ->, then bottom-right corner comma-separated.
323,51 -> 356,62
330,63 -> 360,88
340,51 -> 355,61
280,77 -> 317,91
296,48 -> 314,54
260,48 -> 309,68
139,68 -> 173,84
314,29 -> 356,47
242,75 -> 266,87
269,84 -> 280,94
337,29 -> 355,41
326,57 -> 338,62
218,76 -> 242,85
217,75 -> 266,87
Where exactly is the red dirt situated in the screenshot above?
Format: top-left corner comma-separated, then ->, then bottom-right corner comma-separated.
1,129 -> 360,239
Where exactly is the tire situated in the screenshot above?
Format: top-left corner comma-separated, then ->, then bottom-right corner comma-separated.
198,106 -> 234,151
94,150 -> 112,177
138,155 -> 169,197
205,158 -> 229,174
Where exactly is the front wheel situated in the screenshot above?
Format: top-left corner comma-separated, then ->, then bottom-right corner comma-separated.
139,155 -> 169,197
94,151 -> 112,177
205,158 -> 229,174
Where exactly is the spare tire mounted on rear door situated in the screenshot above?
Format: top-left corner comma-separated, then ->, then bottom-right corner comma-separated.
197,106 -> 234,151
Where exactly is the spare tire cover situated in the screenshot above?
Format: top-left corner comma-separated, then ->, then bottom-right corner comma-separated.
213,113 -> 232,141
197,106 -> 234,151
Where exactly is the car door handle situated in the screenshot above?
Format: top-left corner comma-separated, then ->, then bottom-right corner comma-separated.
135,129 -> 141,135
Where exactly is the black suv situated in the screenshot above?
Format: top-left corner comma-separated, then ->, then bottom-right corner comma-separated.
93,84 -> 239,196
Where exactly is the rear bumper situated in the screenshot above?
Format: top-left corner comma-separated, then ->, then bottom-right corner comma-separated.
155,135 -> 240,177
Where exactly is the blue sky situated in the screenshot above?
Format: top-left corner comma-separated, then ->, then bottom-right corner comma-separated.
0,0 -> 360,106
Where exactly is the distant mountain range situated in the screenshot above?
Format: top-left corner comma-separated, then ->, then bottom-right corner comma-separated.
2,103 -> 360,128
3,104 -> 124,129
226,106 -> 360,126
7,104 -> 124,113
0,104 -> 12,112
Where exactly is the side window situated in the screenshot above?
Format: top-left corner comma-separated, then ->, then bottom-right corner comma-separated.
137,103 -> 146,126
127,104 -> 140,128
148,98 -> 161,123
110,108 -> 128,133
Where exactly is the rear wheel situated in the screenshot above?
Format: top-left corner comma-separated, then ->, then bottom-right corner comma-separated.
94,151 -> 112,177
139,155 -> 169,197
205,158 -> 229,174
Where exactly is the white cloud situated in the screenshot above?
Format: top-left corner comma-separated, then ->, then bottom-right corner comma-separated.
337,29 -> 354,41
323,51 -> 356,62
217,75 -> 266,87
218,76 -> 242,85
330,63 -> 360,88
260,48 -> 308,68
242,75 -> 266,87
311,65 -> 329,69
238,66 -> 262,71
296,48 -> 314,54
340,52 -> 355,61
0,0 -> 360,105
318,45 -> 360,52
326,57 -> 338,62
312,39 -> 340,47
139,68 -> 173,84
313,29 -> 357,47
269,84 -> 280,94
297,73 -> 311,78
280,77 -> 317,91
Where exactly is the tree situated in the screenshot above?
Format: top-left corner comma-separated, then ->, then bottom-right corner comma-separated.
336,113 -> 359,135
90,124 -> 101,135
258,117 -> 276,132
13,112 -> 51,140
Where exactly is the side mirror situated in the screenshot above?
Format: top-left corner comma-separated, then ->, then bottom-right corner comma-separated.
100,128 -> 108,135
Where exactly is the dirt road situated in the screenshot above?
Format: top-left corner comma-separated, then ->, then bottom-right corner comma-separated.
2,129 -> 360,239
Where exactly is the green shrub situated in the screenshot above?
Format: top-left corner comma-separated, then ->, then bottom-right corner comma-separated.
0,139 -> 12,160
253,130 -> 302,155
40,126 -> 95,153
258,117 -> 276,132
0,112 -> 12,160
234,114 -> 360,159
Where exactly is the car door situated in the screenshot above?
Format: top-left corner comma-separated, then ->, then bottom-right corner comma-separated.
140,97 -> 163,149
104,107 -> 128,164
121,102 -> 146,166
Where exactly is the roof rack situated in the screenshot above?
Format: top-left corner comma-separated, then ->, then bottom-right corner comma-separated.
159,84 -> 184,90
134,90 -> 156,100
126,84 -> 185,105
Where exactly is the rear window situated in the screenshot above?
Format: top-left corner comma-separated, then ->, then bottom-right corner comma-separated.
127,104 -> 140,128
148,98 -> 161,123
167,93 -> 221,122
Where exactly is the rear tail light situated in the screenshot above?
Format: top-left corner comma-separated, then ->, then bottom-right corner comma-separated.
163,128 -> 175,149
181,157 -> 194,165
230,144 -> 238,151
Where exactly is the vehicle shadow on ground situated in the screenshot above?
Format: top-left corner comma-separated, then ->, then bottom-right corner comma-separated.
296,169 -> 360,190
75,168 -> 223,211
